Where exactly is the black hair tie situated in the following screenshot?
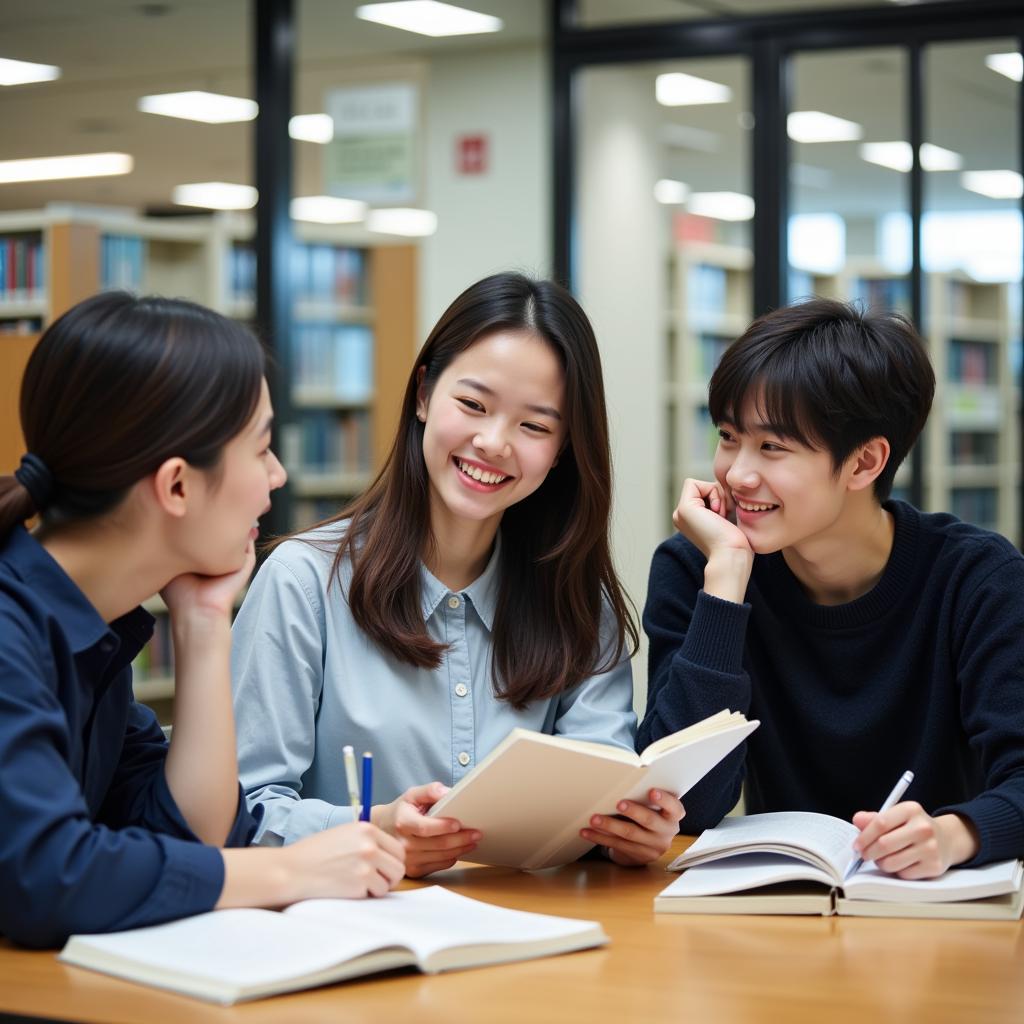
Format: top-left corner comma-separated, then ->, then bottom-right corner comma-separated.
14,453 -> 55,512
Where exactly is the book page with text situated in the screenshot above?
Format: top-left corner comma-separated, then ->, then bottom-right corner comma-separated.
671,811 -> 861,881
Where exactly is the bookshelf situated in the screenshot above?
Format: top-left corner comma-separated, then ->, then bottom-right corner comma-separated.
665,243 -> 1021,543
0,205 -> 418,723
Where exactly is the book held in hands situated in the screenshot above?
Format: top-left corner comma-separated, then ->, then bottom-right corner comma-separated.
654,811 -> 1024,920
428,709 -> 758,870
58,886 -> 608,1005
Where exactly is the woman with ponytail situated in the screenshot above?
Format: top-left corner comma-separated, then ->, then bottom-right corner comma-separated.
232,272 -> 684,875
0,292 -> 404,949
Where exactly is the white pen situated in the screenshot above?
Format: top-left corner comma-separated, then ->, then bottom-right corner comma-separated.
343,744 -> 362,819
845,769 -> 915,881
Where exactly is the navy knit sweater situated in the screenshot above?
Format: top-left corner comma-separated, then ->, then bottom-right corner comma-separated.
638,500 -> 1024,866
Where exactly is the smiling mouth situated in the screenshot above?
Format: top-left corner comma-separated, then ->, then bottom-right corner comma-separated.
735,499 -> 779,513
453,456 -> 513,487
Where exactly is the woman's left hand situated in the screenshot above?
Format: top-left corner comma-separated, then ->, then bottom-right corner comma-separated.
580,788 -> 685,866
160,539 -> 256,623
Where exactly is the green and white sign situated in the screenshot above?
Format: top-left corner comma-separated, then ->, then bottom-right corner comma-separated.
325,82 -> 419,205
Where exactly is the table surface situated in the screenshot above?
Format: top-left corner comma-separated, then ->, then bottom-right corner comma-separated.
2,838 -> 1022,1024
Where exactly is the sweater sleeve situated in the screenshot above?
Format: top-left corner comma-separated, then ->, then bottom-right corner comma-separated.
0,621 -> 225,948
636,535 -> 753,832
936,552 -> 1024,865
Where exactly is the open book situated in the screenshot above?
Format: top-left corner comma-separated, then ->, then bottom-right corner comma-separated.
428,709 -> 758,870
654,811 -> 1024,920
58,886 -> 607,1005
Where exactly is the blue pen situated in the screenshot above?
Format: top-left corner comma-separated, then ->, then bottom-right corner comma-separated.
359,751 -> 373,823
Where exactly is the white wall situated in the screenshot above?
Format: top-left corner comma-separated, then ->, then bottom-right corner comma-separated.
420,45 -> 551,338
578,67 -> 666,711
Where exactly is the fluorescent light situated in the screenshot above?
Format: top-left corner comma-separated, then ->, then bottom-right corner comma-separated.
0,152 -> 132,184
787,111 -> 862,144
290,114 -> 333,144
655,72 -> 731,107
356,2 -> 502,37
0,57 -> 61,86
985,52 -> 1022,83
138,91 -> 257,124
859,141 -> 962,173
366,207 -> 438,236
961,170 -> 1023,200
173,182 -> 258,210
688,192 -> 754,221
291,196 -> 367,224
654,179 -> 690,205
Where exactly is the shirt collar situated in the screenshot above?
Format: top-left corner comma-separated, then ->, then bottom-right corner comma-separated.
2,525 -> 154,656
419,531 -> 501,632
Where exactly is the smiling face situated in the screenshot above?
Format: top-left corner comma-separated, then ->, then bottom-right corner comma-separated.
416,330 -> 567,535
712,399 -> 856,555
186,378 -> 287,573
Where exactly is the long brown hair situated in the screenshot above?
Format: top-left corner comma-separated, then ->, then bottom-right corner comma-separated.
0,291 -> 265,536
288,272 -> 638,709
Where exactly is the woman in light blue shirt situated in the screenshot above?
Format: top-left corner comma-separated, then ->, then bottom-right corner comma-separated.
232,272 -> 684,875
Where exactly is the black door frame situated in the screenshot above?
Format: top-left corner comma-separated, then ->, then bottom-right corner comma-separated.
552,0 -> 1024,536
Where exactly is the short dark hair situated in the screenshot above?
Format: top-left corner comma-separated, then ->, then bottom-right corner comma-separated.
0,291 -> 265,536
708,298 -> 935,500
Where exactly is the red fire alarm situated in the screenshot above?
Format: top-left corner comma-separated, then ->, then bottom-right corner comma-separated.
456,134 -> 488,175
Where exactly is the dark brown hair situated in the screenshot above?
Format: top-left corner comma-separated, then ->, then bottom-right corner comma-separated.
0,291 -> 266,536
709,298 -> 935,500
286,272 -> 638,709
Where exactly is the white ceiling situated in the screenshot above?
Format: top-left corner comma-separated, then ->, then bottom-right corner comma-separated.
0,0 -> 1018,219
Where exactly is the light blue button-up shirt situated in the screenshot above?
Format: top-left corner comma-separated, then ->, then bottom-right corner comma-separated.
231,524 -> 636,845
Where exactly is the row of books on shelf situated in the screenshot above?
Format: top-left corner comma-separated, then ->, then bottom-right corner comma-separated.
131,614 -> 173,683
100,234 -> 147,293
228,243 -> 369,306
948,338 -> 998,386
949,430 -> 999,466
950,486 -> 999,532
849,276 -> 910,315
0,234 -> 45,304
292,323 -> 373,401
286,409 -> 371,474
686,263 -> 732,321
0,317 -> 42,335
695,333 -> 731,377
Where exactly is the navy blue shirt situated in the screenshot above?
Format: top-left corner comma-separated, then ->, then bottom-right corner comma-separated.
639,501 -> 1024,866
0,526 -> 257,948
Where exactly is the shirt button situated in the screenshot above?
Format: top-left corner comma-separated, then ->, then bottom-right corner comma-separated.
458,751 -> 471,767
455,683 -> 468,697
447,596 -> 460,609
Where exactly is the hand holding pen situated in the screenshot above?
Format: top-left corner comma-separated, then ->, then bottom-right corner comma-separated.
851,769 -> 981,880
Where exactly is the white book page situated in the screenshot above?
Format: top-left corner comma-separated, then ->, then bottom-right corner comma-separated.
660,854 -> 837,898
64,909 -> 398,988
288,887 -> 600,962
843,859 -> 1023,903
671,811 -> 860,880
624,720 -> 759,803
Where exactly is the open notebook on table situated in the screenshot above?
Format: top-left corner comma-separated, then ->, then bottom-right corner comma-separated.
654,811 -> 1024,920
59,886 -> 608,1005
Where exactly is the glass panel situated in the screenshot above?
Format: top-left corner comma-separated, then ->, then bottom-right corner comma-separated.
575,57 -> 751,653
786,47 -> 911,496
924,38 -> 1021,543
579,0 -> 927,29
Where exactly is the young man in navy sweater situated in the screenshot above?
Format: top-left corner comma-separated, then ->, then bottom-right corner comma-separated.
639,298 -> 1024,878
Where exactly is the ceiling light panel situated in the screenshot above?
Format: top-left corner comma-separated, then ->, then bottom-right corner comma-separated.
787,111 -> 863,144
656,72 -> 731,107
138,91 -> 258,124
356,2 -> 502,37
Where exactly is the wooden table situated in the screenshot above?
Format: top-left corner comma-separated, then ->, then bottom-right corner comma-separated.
2,838 -> 1022,1024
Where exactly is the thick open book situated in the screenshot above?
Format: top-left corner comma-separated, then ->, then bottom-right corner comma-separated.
654,811 -> 1024,920
58,886 -> 607,1005
428,709 -> 758,870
